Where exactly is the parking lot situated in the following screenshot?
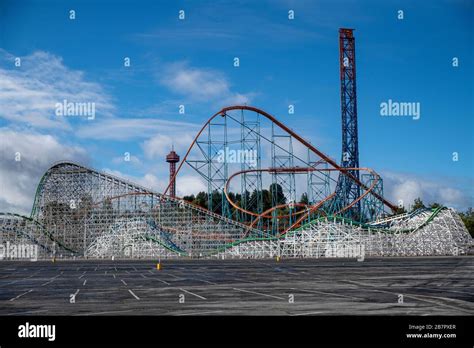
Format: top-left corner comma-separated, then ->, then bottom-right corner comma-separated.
0,257 -> 472,315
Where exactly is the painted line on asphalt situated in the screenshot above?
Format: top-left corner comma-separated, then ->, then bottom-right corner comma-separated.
291,311 -> 327,316
9,289 -> 33,302
76,309 -> 135,316
41,274 -> 60,287
233,287 -> 285,300
179,288 -> 206,300
177,310 -> 223,316
294,288 -> 363,300
155,278 -> 171,285
128,289 -> 140,300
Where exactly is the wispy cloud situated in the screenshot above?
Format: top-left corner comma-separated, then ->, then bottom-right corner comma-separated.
76,117 -> 201,140
0,50 -> 115,129
158,61 -> 254,106
131,2 -> 325,49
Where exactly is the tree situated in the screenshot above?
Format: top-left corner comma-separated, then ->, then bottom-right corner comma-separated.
261,189 -> 271,212
193,191 -> 208,209
411,197 -> 425,212
210,190 -> 223,214
429,202 -> 442,209
183,194 -> 195,202
299,193 -> 309,205
459,208 -> 474,237
269,183 -> 286,206
394,206 -> 406,215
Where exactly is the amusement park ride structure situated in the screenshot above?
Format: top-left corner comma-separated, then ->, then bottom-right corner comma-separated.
0,29 -> 471,259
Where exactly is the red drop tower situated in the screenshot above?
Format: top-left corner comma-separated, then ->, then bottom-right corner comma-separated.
166,148 -> 180,197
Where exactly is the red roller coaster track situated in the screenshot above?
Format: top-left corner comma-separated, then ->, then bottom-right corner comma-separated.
164,105 -> 397,216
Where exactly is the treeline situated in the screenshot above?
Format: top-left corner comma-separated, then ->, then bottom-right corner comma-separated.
182,183 -> 309,215
184,191 -> 474,237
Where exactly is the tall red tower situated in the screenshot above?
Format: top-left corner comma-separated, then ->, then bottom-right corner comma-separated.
166,148 -> 180,197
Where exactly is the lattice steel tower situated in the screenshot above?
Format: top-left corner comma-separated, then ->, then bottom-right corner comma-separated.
335,28 -> 361,219
166,148 -> 180,197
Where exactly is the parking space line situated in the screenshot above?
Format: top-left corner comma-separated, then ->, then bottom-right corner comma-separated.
291,311 -> 327,316
9,289 -> 33,302
179,288 -> 206,300
128,289 -> 140,300
177,310 -> 223,316
41,274 -> 60,286
77,309 -> 134,316
294,288 -> 363,300
233,287 -> 285,300
154,278 -> 170,285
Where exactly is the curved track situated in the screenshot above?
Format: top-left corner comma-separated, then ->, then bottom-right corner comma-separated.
164,105 -> 397,216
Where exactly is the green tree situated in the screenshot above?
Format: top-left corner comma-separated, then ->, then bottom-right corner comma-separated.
299,193 -> 309,205
193,191 -> 208,209
269,183 -> 286,206
261,189 -> 271,212
459,208 -> 474,237
411,197 -> 425,212
394,206 -> 407,215
183,194 -> 195,202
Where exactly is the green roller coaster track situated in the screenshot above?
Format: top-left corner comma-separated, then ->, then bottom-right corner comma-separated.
199,206 -> 446,257
3,165 -> 447,260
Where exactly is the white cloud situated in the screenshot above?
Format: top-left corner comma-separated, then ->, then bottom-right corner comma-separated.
0,50 -> 115,129
176,176 -> 207,197
382,171 -> 472,210
0,129 -> 88,214
77,118 -> 201,140
142,133 -> 195,159
159,61 -> 253,106
102,168 -> 205,197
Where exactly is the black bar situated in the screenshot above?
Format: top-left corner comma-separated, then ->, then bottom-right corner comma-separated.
0,315 -> 472,346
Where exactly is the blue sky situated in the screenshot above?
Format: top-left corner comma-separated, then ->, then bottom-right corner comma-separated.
0,0 -> 473,213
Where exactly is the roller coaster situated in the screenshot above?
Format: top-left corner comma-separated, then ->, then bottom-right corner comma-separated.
1,29 -> 472,259
0,105 -> 471,259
